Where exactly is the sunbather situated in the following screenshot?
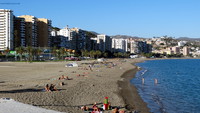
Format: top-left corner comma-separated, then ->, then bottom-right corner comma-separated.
81,105 -> 89,111
92,106 -> 100,113
112,107 -> 119,113
45,84 -> 50,92
49,84 -> 58,91
59,75 -> 69,80
60,82 -> 64,86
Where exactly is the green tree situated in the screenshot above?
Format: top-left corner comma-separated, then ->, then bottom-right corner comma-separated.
15,46 -> 24,61
81,50 -> 90,57
103,52 -> 108,58
33,48 -> 42,61
60,47 -> 65,60
26,46 -> 33,62
114,52 -> 118,58
56,49 -> 61,60
4,47 -> 10,61
90,50 -> 95,58
95,50 -> 102,58
118,52 -> 123,58
52,46 -> 57,57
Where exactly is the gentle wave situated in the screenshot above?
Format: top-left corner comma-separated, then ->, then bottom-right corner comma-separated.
131,59 -> 200,113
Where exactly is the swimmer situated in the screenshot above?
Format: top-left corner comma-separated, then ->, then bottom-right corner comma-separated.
154,78 -> 158,84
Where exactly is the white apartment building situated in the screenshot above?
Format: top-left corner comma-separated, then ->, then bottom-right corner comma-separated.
59,26 -> 70,38
57,26 -> 73,48
130,40 -> 139,54
97,34 -> 111,52
0,9 -> 14,51
111,38 -> 128,53
178,41 -> 187,47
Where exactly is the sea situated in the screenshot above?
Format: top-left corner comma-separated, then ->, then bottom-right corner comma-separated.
131,59 -> 200,113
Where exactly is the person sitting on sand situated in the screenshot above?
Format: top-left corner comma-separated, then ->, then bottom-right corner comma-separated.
60,82 -> 64,86
81,105 -> 89,111
93,102 -> 97,108
45,84 -> 50,92
58,75 -> 63,80
77,74 -> 81,77
119,109 -> 125,113
92,106 -> 100,113
49,84 -> 58,91
112,107 -> 119,113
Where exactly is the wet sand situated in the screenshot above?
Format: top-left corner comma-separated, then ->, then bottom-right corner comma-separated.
118,62 -> 150,113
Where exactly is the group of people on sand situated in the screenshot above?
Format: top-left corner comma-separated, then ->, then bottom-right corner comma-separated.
81,102 -> 125,113
58,75 -> 70,80
81,102 -> 101,113
45,84 -> 58,92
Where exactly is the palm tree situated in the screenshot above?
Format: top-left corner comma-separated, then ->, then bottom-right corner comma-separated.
114,52 -> 118,58
4,47 -> 10,61
52,46 -> 57,58
90,50 -> 95,58
15,46 -> 24,61
33,48 -> 42,61
103,52 -> 108,58
56,49 -> 61,60
26,46 -> 33,62
81,50 -> 89,57
67,49 -> 73,57
95,50 -> 102,58
60,47 -> 65,60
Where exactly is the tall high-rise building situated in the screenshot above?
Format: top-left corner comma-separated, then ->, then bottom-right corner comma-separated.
37,18 -> 51,47
18,15 -> 37,47
14,17 -> 25,47
0,9 -> 14,51
70,28 -> 86,50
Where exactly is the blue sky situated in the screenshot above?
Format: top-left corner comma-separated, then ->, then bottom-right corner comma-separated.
1,0 -> 200,38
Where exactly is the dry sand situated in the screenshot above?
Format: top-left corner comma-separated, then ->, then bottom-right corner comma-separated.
0,58 -> 150,113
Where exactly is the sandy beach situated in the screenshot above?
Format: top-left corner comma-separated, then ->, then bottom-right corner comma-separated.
0,58 -> 150,113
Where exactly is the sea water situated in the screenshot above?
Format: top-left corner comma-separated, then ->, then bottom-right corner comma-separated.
131,59 -> 200,113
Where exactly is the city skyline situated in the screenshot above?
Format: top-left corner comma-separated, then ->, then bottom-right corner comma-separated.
1,0 -> 200,38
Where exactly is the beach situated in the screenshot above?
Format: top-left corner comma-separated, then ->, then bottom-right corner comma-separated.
0,58 -> 150,113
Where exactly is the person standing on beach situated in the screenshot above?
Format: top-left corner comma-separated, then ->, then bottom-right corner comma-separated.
89,64 -> 93,71
142,78 -> 145,84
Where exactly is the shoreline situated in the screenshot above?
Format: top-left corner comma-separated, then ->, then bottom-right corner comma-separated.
118,60 -> 150,113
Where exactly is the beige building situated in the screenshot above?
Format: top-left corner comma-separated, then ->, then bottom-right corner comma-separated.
37,18 -> 51,47
18,15 -> 51,47
18,15 -> 38,47
183,46 -> 190,56
172,46 -> 180,54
